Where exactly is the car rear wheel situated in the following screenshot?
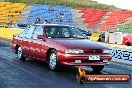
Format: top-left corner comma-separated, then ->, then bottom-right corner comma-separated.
48,50 -> 61,71
91,65 -> 104,73
17,47 -> 26,61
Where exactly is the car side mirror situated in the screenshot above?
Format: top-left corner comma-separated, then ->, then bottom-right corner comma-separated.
37,35 -> 46,41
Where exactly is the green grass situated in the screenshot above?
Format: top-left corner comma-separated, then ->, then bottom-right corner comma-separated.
116,28 -> 132,33
115,23 -> 132,33
7,0 -> 118,10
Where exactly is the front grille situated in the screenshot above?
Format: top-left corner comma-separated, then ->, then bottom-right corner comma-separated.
88,59 -> 103,62
85,49 -> 103,54
79,59 -> 103,63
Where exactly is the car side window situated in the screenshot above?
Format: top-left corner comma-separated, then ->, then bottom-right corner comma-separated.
32,26 -> 43,39
25,26 -> 36,39
62,28 -> 70,37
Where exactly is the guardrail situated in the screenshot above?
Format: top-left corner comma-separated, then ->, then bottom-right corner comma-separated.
110,48 -> 132,65
0,28 -> 22,40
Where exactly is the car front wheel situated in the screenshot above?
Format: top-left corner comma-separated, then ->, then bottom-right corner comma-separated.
48,50 -> 61,71
17,47 -> 26,61
91,65 -> 104,73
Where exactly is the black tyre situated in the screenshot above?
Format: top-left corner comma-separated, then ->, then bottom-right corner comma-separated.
91,65 -> 104,73
48,50 -> 61,71
126,42 -> 132,46
17,47 -> 26,61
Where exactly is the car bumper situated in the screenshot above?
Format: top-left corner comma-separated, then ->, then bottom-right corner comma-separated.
58,53 -> 112,66
61,62 -> 107,66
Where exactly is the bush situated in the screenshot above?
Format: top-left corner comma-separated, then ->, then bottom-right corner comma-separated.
7,0 -> 117,10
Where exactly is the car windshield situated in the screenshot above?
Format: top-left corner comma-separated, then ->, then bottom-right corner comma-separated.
44,26 -> 87,39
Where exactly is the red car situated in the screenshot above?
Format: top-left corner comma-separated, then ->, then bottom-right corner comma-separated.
12,24 -> 112,72
122,34 -> 132,46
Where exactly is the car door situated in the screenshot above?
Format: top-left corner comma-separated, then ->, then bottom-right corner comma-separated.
22,26 -> 36,56
29,26 -> 47,61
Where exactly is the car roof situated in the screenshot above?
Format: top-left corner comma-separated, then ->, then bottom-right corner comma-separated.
33,24 -> 70,26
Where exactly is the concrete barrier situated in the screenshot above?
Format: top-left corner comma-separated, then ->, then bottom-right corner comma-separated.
0,28 -> 23,40
110,48 -> 132,65
0,38 -> 12,47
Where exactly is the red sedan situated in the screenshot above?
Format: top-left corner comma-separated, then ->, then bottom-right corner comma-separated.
122,34 -> 132,46
12,24 -> 112,72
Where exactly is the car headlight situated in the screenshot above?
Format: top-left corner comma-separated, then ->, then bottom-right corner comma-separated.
65,49 -> 84,54
103,49 -> 111,53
